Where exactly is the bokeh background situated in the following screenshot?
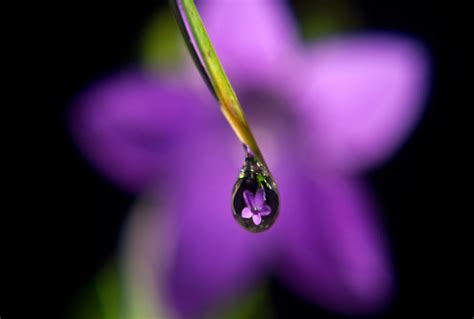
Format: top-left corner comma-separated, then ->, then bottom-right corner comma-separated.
2,0 -> 468,318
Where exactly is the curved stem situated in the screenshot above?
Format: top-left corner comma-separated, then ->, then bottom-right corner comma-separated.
170,0 -> 269,167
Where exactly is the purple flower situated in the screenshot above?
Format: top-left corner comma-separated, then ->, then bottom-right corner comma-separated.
69,0 -> 429,316
242,189 -> 272,225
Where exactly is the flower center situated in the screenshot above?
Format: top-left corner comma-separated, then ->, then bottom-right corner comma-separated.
240,89 -> 299,167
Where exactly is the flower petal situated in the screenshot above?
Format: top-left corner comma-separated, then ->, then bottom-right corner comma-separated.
254,188 -> 266,210
69,71 -> 210,192
242,190 -> 255,210
197,0 -> 299,89
259,204 -> 272,217
276,176 -> 393,313
294,35 -> 429,172
241,207 -> 253,219
158,134 -> 275,318
252,214 -> 262,226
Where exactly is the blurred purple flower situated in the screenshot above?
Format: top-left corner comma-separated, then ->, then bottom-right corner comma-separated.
70,0 -> 429,317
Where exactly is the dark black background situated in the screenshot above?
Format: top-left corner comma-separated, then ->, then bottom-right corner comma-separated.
2,0 -> 468,318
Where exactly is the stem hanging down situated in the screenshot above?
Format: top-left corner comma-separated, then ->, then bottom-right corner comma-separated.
170,0 -> 270,168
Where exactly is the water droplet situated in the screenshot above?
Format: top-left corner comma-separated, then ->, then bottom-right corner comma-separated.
231,152 -> 279,232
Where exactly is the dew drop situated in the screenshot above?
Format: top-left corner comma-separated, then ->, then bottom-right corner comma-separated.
231,151 -> 279,233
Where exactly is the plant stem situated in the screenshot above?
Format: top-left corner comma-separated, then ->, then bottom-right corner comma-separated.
171,0 -> 268,166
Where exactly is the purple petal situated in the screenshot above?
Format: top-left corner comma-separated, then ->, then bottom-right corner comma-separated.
254,188 -> 266,210
243,190 -> 256,209
158,134 -> 275,318
241,207 -> 253,219
252,214 -> 262,226
197,0 -> 299,89
293,35 -> 429,172
259,204 -> 272,217
69,71 -> 210,192
276,176 -> 393,313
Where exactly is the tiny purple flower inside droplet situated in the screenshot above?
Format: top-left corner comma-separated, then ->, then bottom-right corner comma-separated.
241,188 -> 272,225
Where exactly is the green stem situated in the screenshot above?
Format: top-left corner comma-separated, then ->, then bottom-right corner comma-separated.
172,0 -> 269,167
